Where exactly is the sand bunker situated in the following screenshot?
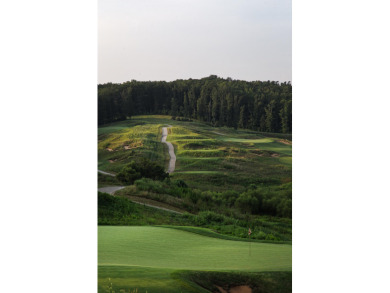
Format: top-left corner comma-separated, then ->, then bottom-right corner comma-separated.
278,139 -> 292,145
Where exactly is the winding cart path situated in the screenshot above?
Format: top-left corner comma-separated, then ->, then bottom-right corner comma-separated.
97,126 -> 178,212
161,126 -> 176,173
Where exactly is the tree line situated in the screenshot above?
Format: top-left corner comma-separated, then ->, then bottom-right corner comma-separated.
98,75 -> 292,133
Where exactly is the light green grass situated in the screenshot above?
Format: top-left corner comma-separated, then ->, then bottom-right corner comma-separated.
98,226 -> 291,271
98,120 -> 143,135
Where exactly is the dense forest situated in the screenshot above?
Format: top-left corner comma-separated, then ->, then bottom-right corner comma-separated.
98,75 -> 292,133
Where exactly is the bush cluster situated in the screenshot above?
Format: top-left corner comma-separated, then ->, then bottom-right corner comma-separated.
116,158 -> 168,184
132,178 -> 292,218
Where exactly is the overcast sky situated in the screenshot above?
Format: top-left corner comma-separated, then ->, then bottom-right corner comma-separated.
98,0 -> 291,84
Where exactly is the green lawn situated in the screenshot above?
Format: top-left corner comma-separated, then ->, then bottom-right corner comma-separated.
98,226 -> 292,293
98,226 -> 291,271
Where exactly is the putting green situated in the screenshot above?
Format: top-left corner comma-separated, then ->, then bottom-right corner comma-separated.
98,226 -> 291,271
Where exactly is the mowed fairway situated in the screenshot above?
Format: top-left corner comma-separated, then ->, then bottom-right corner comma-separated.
98,226 -> 291,271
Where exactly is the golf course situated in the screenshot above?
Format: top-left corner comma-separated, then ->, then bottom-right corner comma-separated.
98,226 -> 291,292
98,115 -> 292,292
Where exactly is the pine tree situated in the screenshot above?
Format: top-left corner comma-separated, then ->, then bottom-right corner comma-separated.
265,102 -> 274,132
238,105 -> 246,129
183,93 -> 190,117
171,97 -> 178,116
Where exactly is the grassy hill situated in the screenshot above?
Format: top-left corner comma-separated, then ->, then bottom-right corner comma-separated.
98,115 -> 291,191
98,115 -> 292,292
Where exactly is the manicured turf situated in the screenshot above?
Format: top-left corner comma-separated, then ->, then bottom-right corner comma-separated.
98,226 -> 291,271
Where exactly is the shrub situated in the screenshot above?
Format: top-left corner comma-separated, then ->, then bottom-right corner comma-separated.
174,179 -> 188,188
197,211 -> 226,224
134,178 -> 166,193
117,158 -> 168,184
235,192 -> 259,214
116,166 -> 141,184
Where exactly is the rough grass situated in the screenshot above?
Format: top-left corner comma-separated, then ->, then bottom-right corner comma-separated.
98,266 -> 186,293
98,192 -> 191,226
175,170 -> 222,174
98,122 -> 166,174
98,116 -> 292,191
98,266 -> 292,293
98,120 -> 145,135
162,226 -> 291,244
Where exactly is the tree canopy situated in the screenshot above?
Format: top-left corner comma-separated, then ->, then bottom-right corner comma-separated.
98,75 -> 292,133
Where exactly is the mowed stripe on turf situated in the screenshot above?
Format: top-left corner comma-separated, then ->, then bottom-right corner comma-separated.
98,226 -> 291,271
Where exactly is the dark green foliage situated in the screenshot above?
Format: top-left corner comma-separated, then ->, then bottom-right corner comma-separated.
164,225 -> 290,244
116,158 -> 168,184
98,191 -> 291,241
116,165 -> 141,184
235,192 -> 259,214
98,192 -> 191,226
98,192 -> 137,219
174,179 -> 188,188
98,76 -> 292,133
128,178 -> 291,218
97,172 -> 122,187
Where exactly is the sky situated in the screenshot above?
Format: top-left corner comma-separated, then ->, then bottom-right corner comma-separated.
98,0 -> 291,84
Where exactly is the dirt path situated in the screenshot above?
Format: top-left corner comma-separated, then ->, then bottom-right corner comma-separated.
98,186 -> 182,214
98,126 -> 177,209
98,170 -> 116,177
130,200 -> 183,214
98,186 -> 125,194
161,126 -> 176,173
